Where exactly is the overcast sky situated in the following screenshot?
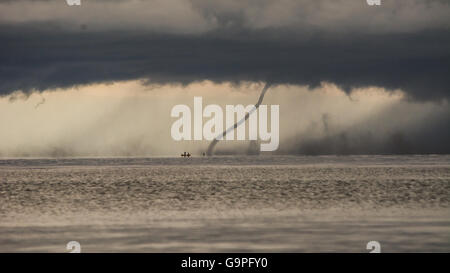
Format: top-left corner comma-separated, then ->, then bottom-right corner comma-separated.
0,0 -> 449,100
0,0 -> 449,156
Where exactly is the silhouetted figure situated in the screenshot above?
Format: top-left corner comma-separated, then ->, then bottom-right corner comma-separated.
181,152 -> 191,158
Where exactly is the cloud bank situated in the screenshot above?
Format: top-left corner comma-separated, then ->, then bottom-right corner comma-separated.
0,0 -> 449,101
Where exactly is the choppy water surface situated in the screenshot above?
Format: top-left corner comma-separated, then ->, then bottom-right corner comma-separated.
0,155 -> 449,252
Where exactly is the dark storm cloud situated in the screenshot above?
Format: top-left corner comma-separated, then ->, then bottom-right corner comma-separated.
1,26 -> 449,100
0,0 -> 449,100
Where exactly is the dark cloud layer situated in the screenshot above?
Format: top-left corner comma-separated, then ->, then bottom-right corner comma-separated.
1,25 -> 449,101
0,0 -> 449,100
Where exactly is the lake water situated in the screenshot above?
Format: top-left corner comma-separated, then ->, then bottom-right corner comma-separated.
0,155 -> 449,252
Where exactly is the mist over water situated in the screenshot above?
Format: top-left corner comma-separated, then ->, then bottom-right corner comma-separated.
1,155 -> 449,252
1,81 -> 449,157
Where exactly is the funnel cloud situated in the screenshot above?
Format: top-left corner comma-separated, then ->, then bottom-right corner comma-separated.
207,82 -> 271,155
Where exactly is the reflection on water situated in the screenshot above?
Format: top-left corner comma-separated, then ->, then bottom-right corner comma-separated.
0,155 -> 449,252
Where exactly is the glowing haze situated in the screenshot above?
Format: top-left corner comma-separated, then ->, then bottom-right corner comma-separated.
1,81 -> 449,157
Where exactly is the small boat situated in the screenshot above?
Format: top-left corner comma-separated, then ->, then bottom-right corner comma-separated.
181,152 -> 191,157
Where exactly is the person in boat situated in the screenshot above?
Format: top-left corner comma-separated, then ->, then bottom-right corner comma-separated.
181,152 -> 191,157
